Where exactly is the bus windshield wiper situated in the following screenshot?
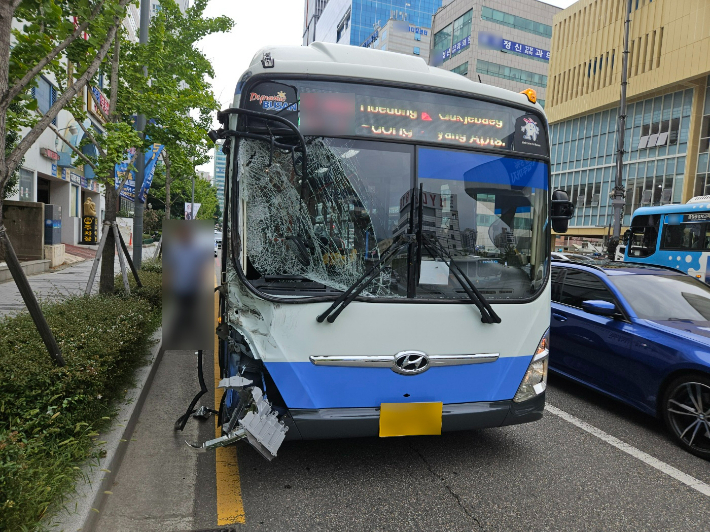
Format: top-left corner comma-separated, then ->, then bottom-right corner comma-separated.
316,234 -> 413,323
420,235 -> 501,324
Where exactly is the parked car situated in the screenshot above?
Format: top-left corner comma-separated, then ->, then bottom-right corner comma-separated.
550,262 -> 710,459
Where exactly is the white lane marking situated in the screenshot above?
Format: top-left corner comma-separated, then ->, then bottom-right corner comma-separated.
545,404 -> 710,497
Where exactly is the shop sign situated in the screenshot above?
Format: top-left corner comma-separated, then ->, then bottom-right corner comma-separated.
89,86 -> 110,120
502,39 -> 550,61
408,26 -> 428,36
438,35 -> 471,63
51,163 -> 57,177
69,172 -> 82,185
361,29 -> 379,48
81,216 -> 98,245
40,147 -> 60,161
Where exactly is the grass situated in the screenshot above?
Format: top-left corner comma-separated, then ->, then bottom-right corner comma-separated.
0,268 -> 162,531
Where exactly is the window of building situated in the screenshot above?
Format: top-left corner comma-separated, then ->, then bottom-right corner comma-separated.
336,9 -> 351,43
413,47 -> 420,55
70,184 -> 79,217
476,60 -> 547,88
415,33 -> 421,41
433,23 -> 452,59
451,62 -> 468,76
481,6 -> 552,38
433,10 -> 472,63
451,9 -> 472,57
19,168 -> 34,201
32,76 -> 57,124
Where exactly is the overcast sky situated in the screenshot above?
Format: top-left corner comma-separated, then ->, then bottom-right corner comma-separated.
197,0 -> 578,171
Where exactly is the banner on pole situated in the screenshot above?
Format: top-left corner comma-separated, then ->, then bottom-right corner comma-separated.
115,144 -> 164,203
138,144 -> 164,203
185,203 -> 201,220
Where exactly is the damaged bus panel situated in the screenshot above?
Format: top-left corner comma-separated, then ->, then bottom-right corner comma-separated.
200,43 -> 572,459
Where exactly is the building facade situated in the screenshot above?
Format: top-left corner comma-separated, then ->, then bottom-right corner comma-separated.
546,0 -> 710,237
312,0 -> 443,48
360,18 -> 432,62
430,0 -> 558,107
213,142 -> 226,212
303,0 -> 331,45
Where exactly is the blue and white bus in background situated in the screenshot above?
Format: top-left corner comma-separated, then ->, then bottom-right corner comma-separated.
624,195 -> 710,282
199,43 -> 572,459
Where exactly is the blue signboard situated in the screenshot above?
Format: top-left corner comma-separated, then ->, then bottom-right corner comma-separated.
115,144 -> 164,203
502,39 -> 550,61
436,35 -> 471,65
408,26 -> 428,36
478,32 -> 550,62
138,144 -> 164,203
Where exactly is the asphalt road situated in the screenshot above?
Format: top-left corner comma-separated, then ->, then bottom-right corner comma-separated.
92,254 -> 710,532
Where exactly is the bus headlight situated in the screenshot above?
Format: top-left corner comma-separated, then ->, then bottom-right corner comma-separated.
513,328 -> 549,403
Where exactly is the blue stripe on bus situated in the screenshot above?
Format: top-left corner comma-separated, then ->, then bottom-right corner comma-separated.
418,148 -> 548,190
264,356 -> 532,409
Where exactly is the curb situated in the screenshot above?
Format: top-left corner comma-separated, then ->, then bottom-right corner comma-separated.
45,329 -> 165,532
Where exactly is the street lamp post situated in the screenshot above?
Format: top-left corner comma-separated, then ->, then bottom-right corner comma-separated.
611,0 -> 633,255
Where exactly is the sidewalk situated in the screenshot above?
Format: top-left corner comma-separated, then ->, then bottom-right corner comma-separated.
0,244 -> 159,319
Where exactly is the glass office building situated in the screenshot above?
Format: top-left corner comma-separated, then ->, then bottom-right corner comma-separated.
312,0 -> 442,47
213,142 -> 226,212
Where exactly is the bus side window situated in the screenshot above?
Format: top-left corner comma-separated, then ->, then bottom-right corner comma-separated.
662,224 -> 683,249
628,227 -> 657,257
662,223 -> 703,250
628,214 -> 660,257
683,224 -> 702,250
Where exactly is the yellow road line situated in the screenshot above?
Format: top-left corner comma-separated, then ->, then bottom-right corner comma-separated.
214,269 -> 246,525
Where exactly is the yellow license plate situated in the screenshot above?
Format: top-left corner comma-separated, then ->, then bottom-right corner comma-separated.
379,402 -> 443,437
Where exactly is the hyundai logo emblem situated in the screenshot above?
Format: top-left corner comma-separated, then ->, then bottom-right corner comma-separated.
392,351 -> 430,375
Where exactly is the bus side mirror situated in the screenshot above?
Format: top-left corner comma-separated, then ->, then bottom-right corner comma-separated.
623,229 -> 631,246
551,189 -> 574,234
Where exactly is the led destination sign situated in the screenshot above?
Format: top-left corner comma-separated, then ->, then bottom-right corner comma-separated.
243,81 -> 546,154
300,92 -> 514,149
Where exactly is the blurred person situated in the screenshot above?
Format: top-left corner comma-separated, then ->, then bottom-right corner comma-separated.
163,220 -> 214,350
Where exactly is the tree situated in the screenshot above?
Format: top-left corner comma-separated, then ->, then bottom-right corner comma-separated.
73,0 -> 231,290
0,0 -> 134,366
147,164 -> 219,222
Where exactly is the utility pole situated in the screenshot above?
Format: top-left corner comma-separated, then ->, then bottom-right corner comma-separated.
611,0 -> 633,251
133,0 -> 150,268
191,172 -> 195,220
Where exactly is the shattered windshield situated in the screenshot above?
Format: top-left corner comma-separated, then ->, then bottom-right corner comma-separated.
238,138 -> 549,300
240,138 -> 411,297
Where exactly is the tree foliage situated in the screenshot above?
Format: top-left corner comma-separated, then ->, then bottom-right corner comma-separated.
147,164 -> 219,222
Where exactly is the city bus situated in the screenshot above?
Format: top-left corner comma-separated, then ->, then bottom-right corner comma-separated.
201,43 -> 572,459
624,195 -> 710,282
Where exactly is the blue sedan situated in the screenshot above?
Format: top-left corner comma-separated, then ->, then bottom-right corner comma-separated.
550,262 -> 710,459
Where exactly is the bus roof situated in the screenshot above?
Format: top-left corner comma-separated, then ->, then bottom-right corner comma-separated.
236,42 -> 542,114
632,202 -> 710,218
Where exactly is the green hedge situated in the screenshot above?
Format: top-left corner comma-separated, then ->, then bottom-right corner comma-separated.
0,275 -> 161,531
115,268 -> 162,309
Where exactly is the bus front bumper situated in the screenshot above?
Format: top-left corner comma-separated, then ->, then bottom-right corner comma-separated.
282,392 -> 545,440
